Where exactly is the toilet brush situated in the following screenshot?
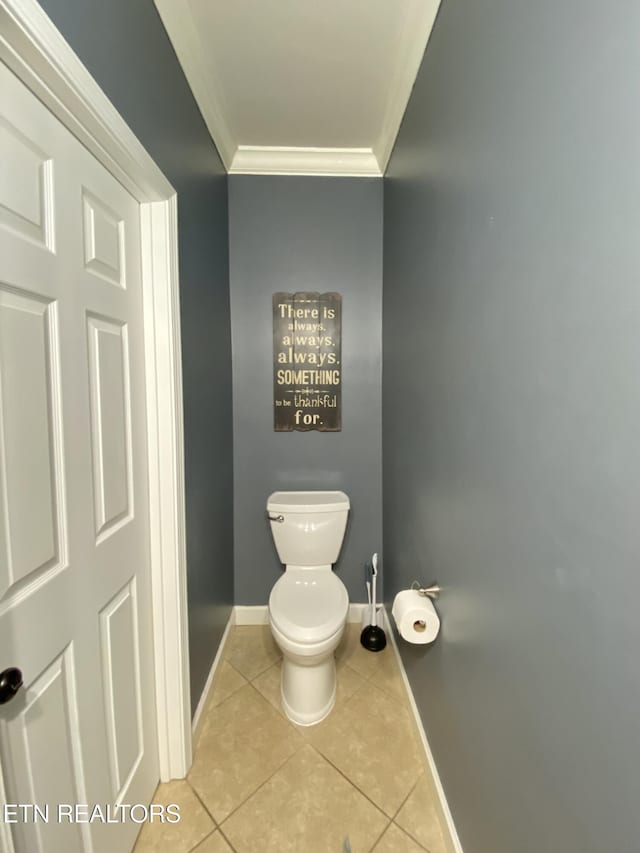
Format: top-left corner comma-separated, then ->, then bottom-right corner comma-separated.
360,553 -> 387,652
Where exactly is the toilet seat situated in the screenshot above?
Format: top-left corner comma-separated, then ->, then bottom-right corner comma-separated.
269,568 -> 348,644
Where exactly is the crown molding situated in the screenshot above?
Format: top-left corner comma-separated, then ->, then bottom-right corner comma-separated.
154,0 -> 437,178
153,0 -> 235,170
374,0 -> 441,173
229,146 -> 382,177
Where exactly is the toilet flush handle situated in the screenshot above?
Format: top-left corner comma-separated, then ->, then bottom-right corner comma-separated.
268,514 -> 285,523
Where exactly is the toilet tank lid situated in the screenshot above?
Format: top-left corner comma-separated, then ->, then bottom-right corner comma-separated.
267,490 -> 350,513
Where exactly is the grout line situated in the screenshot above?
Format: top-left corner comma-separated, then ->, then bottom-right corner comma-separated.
337,677 -> 368,709
391,775 -> 421,821
217,744 -> 304,828
249,658 -> 281,684
393,821 -> 432,853
188,684 -> 301,831
389,777 -> 434,852
311,744 -> 396,821
246,658 -> 282,682
193,674 -> 251,732
199,660 -> 248,707
185,827 -> 217,853
211,684 -> 307,826
185,778 -> 218,829
216,824 -> 239,852
367,817 -> 393,853
217,660 -> 251,698
226,659 -> 249,679
395,820 -> 433,853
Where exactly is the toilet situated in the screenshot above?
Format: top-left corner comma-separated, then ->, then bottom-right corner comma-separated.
267,490 -> 350,726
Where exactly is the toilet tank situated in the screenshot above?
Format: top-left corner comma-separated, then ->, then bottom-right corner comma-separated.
267,491 -> 350,567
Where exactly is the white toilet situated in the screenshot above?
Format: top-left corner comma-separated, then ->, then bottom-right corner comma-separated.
267,490 -> 350,726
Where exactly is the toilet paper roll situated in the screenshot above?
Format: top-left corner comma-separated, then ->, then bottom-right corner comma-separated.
392,589 -> 440,644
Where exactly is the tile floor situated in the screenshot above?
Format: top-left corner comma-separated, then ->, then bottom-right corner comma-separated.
134,623 -> 447,853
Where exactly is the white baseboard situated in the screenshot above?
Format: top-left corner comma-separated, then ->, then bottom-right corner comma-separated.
383,608 -> 463,853
234,605 -> 269,625
191,608 -> 236,745
348,602 -> 368,623
235,602 -> 370,625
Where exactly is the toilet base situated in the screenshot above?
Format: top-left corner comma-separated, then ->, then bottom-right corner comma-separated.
280,654 -> 337,726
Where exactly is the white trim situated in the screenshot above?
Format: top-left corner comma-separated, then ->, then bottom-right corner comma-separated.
383,608 -> 463,853
140,197 -> 191,780
234,603 -> 369,626
153,0 -> 439,178
191,610 -> 236,746
234,605 -> 269,626
374,0 -> 441,173
229,146 -> 382,178
153,0 -> 235,170
348,602 -> 369,623
1,0 -> 191,781
0,0 -> 173,201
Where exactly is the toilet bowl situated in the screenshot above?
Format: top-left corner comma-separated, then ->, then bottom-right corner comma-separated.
266,491 -> 350,726
269,567 -> 349,725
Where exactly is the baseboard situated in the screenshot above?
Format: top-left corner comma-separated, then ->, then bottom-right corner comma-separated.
234,605 -> 269,625
235,602 -> 369,625
191,608 -> 236,745
348,602 -> 368,623
383,608 -> 464,853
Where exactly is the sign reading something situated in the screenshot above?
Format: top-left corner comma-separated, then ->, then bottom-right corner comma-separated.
273,292 -> 342,431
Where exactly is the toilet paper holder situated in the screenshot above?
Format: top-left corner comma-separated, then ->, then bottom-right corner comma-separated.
411,580 -> 441,601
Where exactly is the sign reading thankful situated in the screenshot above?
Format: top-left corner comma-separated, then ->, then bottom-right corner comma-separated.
273,292 -> 342,432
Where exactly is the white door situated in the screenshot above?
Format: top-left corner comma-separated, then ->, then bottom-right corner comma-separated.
0,60 -> 158,853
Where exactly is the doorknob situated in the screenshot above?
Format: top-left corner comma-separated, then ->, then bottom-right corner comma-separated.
0,668 -> 23,704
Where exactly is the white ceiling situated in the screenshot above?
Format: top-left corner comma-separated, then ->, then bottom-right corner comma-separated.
154,0 -> 440,177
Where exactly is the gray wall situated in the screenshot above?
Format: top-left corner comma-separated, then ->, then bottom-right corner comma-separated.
229,176 -> 382,605
384,1 -> 640,851
37,0 -> 234,712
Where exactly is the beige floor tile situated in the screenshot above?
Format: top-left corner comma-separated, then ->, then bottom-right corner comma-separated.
209,661 -> 248,709
372,648 -> 408,704
336,660 -> 368,704
253,659 -> 366,725
224,625 -> 281,680
133,780 -> 214,853
221,744 -> 389,853
395,774 -> 447,853
194,662 -> 249,748
250,661 -> 281,711
188,683 -> 302,823
338,621 -> 409,706
336,623 -> 397,680
307,682 -> 424,817
372,822 -> 427,852
192,830 -> 235,852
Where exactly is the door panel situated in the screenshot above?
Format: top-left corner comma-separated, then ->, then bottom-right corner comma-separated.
0,287 -> 62,597
87,315 -> 132,539
0,115 -> 54,252
81,189 -> 125,289
99,580 -> 143,801
0,59 -> 158,853
0,648 -> 87,853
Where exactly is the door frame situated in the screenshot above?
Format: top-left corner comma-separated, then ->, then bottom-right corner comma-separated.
0,0 -> 192,780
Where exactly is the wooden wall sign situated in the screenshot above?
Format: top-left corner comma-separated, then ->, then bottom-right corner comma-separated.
273,292 -> 342,431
